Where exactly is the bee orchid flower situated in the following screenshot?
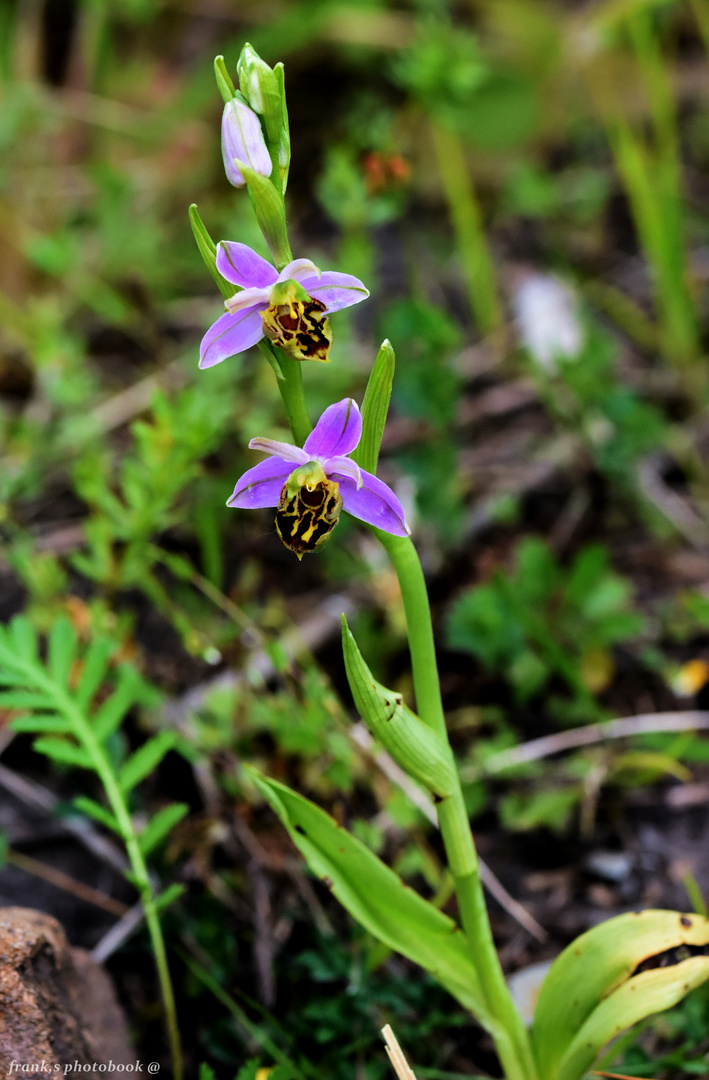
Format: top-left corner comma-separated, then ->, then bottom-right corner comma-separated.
200,242 -> 369,369
228,398 -> 409,557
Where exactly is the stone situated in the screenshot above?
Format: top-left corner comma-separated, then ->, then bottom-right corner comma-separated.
0,907 -> 134,1071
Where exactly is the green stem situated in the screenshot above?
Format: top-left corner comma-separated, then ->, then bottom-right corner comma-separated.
263,162 -> 530,1078
42,676 -> 183,1080
261,339 -> 312,446
374,531 -> 536,1080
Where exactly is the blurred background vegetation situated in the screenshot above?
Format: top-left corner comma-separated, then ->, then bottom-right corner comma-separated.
4,0 -> 709,1075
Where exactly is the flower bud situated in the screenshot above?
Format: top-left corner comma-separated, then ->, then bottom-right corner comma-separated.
237,44 -> 281,143
342,617 -> 457,798
221,98 -> 272,188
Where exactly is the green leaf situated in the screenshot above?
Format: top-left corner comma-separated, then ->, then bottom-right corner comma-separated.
235,1062 -> 260,1080
10,714 -> 73,735
117,730 -> 176,793
532,909 -> 709,1080
8,616 -> 38,662
47,618 -> 77,686
198,1065 -> 217,1080
92,666 -> 143,742
558,960 -> 709,1080
153,882 -> 186,914
75,638 -> 114,709
240,165 -> 290,268
341,616 -> 457,797
247,767 -> 498,1036
213,54 -> 236,104
138,802 -> 189,856
73,795 -> 122,834
0,690 -> 53,709
352,339 -> 395,475
32,737 -> 93,770
189,204 -> 234,301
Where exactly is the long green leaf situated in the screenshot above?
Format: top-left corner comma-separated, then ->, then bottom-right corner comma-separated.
352,339 -> 395,475
153,882 -> 186,914
92,666 -> 142,742
11,714 -> 73,734
138,802 -> 189,856
247,768 -> 499,1036
118,731 -> 176,793
73,795 -> 122,834
557,959 -> 709,1080
75,638 -> 114,709
189,204 -> 235,301
0,690 -> 53,709
532,909 -> 709,1080
8,617 -> 38,663
33,737 -> 93,770
47,618 -> 77,686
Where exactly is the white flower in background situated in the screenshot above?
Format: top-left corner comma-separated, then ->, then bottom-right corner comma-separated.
512,272 -> 583,371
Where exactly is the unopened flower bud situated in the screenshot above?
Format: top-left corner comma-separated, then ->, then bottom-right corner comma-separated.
221,98 -> 272,188
237,44 -> 281,142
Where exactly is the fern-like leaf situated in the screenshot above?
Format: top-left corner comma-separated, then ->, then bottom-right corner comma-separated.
75,638 -> 114,709
92,666 -> 143,742
138,802 -> 189,856
47,618 -> 78,687
33,737 -> 93,769
73,795 -> 122,834
118,731 -> 176,794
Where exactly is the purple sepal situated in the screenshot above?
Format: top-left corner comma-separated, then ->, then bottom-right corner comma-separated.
299,271 -> 370,313
334,468 -> 409,536
217,242 -> 278,290
304,398 -> 362,459
199,306 -> 265,369
226,456 -> 292,508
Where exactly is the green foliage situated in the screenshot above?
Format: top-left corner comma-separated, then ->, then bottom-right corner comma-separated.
533,910 -> 709,1080
446,538 -> 643,714
531,324 -> 668,489
246,769 -> 496,1034
0,615 -> 180,843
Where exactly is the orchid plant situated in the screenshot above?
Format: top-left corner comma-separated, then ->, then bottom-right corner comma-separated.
190,45 -> 709,1080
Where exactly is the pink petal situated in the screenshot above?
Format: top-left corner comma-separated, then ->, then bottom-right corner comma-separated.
325,455 -> 361,486
299,271 -> 369,313
224,286 -> 271,314
227,456 -> 291,509
248,437 -> 309,465
216,242 -> 278,289
333,468 -> 409,536
304,399 -> 362,459
277,258 -> 321,283
199,306 -> 265,369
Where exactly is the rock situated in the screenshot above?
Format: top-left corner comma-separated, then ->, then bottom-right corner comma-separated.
0,907 -> 134,1071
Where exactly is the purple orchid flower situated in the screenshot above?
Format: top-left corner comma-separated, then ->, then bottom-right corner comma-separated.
199,242 -> 369,369
228,398 -> 409,557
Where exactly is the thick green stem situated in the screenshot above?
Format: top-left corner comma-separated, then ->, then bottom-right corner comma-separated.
260,340 -> 312,446
374,531 -> 536,1080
